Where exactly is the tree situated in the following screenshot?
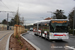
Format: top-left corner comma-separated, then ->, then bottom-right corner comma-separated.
2,19 -> 7,25
69,10 -> 75,29
9,19 -> 14,26
14,11 -> 20,25
52,9 -> 67,19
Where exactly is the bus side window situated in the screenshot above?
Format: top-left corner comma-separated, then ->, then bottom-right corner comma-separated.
50,23 -> 54,32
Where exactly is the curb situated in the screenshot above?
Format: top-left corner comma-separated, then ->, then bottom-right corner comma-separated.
6,33 -> 13,50
20,34 -> 40,50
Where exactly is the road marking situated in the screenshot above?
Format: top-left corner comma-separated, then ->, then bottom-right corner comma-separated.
65,46 -> 75,50
0,33 -> 9,41
0,32 -> 13,41
21,34 -> 40,50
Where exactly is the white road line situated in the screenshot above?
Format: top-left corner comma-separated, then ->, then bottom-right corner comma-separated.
0,33 -> 9,41
20,34 -> 40,50
65,46 -> 75,50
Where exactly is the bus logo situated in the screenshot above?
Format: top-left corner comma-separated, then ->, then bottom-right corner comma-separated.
54,34 -> 66,36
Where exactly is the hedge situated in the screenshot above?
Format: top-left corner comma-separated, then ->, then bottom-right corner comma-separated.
69,29 -> 75,35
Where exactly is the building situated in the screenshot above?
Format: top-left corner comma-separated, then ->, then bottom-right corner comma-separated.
0,24 -> 7,30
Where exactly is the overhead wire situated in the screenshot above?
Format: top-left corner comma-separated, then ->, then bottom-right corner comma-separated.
0,0 -> 10,11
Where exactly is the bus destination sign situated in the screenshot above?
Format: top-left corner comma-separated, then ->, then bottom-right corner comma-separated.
52,21 -> 67,23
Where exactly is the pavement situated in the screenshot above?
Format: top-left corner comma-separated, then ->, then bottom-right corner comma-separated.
0,30 -> 13,50
69,34 -> 75,38
23,31 -> 75,50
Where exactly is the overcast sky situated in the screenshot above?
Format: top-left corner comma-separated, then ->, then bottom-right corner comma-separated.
0,0 -> 75,25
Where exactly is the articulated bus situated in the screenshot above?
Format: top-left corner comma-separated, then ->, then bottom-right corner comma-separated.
33,19 -> 69,40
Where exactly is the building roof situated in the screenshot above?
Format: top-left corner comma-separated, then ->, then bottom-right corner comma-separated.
44,17 -> 51,20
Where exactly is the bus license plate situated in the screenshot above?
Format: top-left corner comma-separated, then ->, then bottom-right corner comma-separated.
58,37 -> 62,39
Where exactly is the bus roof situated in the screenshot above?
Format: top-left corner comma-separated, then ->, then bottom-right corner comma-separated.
50,19 -> 69,21
33,20 -> 50,24
33,19 -> 69,24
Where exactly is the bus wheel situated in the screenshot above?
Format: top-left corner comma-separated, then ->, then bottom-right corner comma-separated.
34,34 -> 36,35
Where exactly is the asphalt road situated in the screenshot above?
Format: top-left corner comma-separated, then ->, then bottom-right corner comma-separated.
23,31 -> 75,50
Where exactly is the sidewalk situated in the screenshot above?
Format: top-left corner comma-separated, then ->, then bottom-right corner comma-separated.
0,31 -> 13,50
69,34 -> 75,38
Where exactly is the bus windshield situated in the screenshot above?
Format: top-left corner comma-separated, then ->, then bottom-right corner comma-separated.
50,21 -> 68,32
